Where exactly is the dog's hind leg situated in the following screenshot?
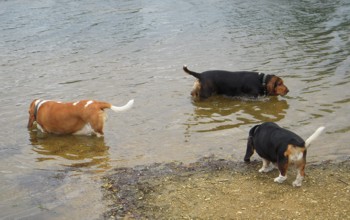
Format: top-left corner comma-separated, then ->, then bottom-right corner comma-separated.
244,136 -> 255,162
292,163 -> 306,187
259,158 -> 275,173
274,173 -> 288,183
292,171 -> 304,187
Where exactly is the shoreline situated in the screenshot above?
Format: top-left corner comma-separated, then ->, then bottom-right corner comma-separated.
102,156 -> 350,219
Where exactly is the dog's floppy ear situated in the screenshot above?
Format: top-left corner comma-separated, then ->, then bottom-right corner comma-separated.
27,99 -> 37,129
266,76 -> 278,96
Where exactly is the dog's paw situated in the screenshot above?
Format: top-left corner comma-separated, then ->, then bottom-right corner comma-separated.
274,175 -> 287,183
292,180 -> 302,187
292,176 -> 304,187
259,165 -> 275,173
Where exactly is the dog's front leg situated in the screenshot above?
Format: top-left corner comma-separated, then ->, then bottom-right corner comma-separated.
274,173 -> 288,183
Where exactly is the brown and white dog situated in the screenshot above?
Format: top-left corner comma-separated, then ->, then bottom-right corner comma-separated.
244,122 -> 325,187
28,99 -> 134,137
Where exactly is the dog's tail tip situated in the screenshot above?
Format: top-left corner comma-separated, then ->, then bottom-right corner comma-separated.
127,99 -> 134,105
305,126 -> 325,148
125,99 -> 134,109
183,65 -> 201,79
183,64 -> 189,71
111,99 -> 134,112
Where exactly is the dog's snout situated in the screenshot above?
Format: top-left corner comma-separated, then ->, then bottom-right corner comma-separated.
285,87 -> 289,94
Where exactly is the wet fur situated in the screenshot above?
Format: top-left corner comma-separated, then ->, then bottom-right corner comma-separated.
28,99 -> 134,136
183,65 -> 289,100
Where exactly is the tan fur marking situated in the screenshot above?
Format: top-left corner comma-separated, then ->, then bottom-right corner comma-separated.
284,144 -> 305,162
191,80 -> 201,97
266,76 -> 289,96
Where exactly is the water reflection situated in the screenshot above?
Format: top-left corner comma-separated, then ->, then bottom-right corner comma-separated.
186,96 -> 289,132
29,132 -> 110,171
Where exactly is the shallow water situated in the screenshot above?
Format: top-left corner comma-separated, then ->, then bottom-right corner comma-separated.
1,0 -> 349,219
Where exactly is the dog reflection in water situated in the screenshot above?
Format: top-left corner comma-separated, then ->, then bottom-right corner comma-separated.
186,96 -> 289,133
29,131 -> 110,170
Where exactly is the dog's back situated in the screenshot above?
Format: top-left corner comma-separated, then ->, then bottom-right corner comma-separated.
184,65 -> 265,98
250,122 -> 305,162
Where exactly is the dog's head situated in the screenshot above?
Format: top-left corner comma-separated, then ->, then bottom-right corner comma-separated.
267,76 -> 289,96
27,99 -> 38,129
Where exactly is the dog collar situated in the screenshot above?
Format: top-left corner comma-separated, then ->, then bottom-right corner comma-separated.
259,72 -> 268,95
33,100 -> 47,120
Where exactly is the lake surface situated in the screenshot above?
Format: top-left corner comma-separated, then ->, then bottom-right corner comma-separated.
1,0 -> 349,219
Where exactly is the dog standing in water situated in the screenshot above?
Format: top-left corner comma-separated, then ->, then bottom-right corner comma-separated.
28,99 -> 134,137
183,65 -> 289,100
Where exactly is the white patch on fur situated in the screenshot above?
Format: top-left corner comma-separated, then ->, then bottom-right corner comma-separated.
259,159 -> 275,173
96,132 -> 103,138
73,123 -> 104,137
74,123 -> 94,136
34,99 -> 42,106
274,174 -> 287,183
73,101 -> 80,106
292,171 -> 304,187
290,152 -> 303,162
36,123 -> 45,133
35,100 -> 50,113
84,100 -> 93,108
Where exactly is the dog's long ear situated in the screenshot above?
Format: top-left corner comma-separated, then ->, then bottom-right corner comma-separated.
27,99 -> 37,129
266,76 -> 278,96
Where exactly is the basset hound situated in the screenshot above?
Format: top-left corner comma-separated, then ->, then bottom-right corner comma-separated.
28,99 -> 134,137
244,122 -> 325,187
183,65 -> 289,100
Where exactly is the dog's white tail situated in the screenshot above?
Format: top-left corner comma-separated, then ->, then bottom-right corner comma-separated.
110,99 -> 134,112
305,126 -> 325,148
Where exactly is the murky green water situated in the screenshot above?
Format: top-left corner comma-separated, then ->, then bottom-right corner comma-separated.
1,0 -> 349,218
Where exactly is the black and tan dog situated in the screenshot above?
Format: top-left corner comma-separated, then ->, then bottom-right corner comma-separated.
244,122 -> 325,187
183,65 -> 289,100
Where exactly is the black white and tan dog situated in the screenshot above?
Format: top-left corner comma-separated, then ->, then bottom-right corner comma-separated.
244,122 -> 325,187
183,65 -> 289,100
28,99 -> 134,137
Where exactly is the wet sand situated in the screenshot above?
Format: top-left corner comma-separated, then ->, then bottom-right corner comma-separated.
102,156 -> 350,219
